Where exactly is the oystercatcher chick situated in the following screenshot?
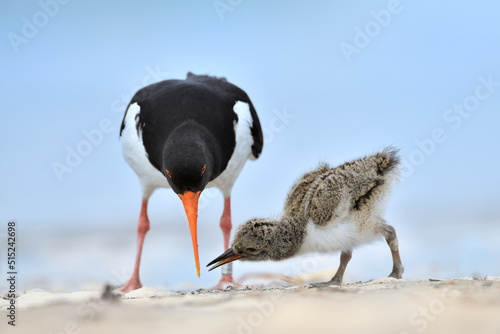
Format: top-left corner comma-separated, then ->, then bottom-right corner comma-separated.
207,148 -> 404,286
119,72 -> 263,292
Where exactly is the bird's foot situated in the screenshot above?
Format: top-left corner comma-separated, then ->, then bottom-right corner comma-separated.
388,271 -> 403,279
308,278 -> 342,288
211,274 -> 242,290
119,278 -> 143,293
388,266 -> 404,279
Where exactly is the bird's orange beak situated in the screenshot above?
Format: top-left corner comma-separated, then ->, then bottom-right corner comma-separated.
178,191 -> 201,277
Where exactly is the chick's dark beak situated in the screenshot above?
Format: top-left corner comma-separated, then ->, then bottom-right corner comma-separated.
206,248 -> 242,272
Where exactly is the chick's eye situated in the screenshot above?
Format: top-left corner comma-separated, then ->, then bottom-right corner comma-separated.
201,164 -> 206,175
246,248 -> 257,253
165,169 -> 172,178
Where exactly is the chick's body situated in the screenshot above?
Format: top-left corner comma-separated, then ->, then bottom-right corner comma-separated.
209,148 -> 404,285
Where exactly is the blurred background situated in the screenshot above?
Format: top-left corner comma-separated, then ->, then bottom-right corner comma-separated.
1,0 -> 499,291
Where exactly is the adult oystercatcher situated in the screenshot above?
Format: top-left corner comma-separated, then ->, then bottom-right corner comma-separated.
119,72 -> 263,292
208,148 -> 404,286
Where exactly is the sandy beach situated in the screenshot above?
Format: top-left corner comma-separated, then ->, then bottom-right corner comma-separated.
2,275 -> 499,334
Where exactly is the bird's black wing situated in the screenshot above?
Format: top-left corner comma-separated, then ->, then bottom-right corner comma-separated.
246,100 -> 263,159
194,75 -> 263,159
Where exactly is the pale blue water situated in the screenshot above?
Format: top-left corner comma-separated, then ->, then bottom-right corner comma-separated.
3,208 -> 499,292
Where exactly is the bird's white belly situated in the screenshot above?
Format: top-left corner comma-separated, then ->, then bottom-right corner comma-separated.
207,101 -> 254,197
297,219 -> 381,255
120,102 -> 170,198
120,101 -> 254,198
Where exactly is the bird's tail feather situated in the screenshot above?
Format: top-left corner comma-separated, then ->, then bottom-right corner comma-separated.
374,146 -> 401,176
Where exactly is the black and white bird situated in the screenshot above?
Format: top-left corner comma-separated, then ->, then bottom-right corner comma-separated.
208,148 -> 404,286
119,72 -> 263,292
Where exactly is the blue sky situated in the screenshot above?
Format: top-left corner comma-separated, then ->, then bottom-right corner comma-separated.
1,0 -> 500,290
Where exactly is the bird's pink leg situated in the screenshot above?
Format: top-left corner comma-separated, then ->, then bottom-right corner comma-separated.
119,199 -> 150,293
211,197 -> 241,289
221,197 -> 232,251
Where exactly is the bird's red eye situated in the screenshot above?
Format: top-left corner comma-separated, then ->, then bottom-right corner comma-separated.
201,164 -> 206,175
165,169 -> 172,178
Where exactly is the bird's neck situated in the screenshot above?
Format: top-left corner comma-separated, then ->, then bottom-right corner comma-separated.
268,214 -> 308,260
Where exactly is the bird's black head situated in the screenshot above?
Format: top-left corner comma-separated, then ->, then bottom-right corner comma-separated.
162,130 -> 213,196
163,150 -> 211,195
